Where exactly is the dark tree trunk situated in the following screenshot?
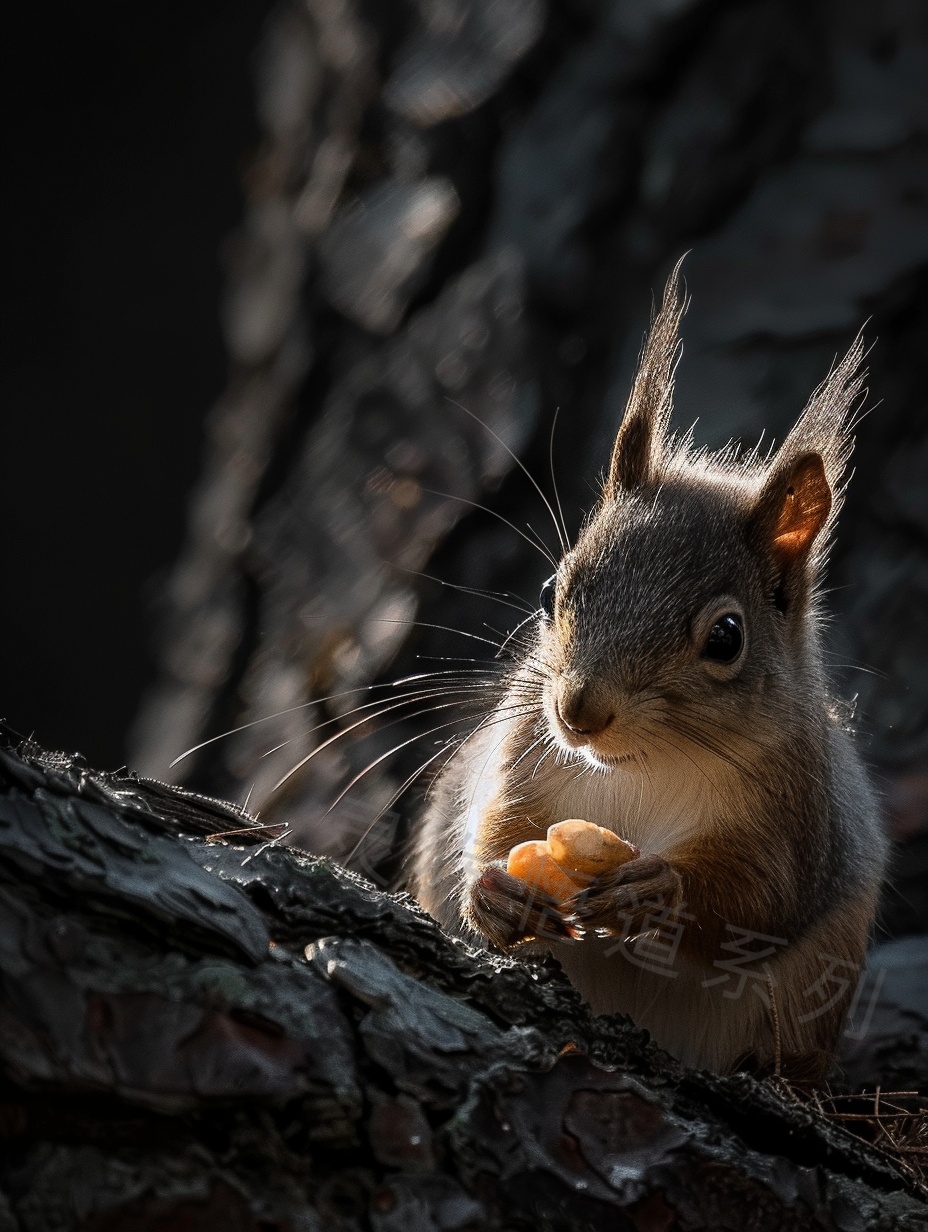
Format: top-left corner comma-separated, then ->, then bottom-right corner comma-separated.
0,735 -> 924,1229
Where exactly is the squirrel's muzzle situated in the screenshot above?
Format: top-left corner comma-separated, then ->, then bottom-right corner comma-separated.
555,678 -> 614,737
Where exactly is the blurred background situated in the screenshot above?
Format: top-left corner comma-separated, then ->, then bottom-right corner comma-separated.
4,0 -> 927,929
4,0 -> 273,765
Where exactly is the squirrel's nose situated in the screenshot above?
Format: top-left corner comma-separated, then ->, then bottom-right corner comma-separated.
556,680 -> 614,736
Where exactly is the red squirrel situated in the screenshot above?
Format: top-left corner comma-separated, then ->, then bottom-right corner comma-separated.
409,263 -> 887,1080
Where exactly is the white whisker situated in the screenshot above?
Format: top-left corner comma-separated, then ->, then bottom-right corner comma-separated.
320,700 -> 543,820
271,686 -> 508,793
420,485 -> 558,568
444,396 -> 568,555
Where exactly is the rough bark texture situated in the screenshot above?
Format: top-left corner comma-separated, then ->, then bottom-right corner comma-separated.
0,735 -> 924,1229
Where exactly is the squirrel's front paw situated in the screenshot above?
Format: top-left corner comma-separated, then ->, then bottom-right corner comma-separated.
566,853 -> 682,937
466,864 -> 581,949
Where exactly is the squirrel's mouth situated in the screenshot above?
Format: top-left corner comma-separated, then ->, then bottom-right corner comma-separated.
575,744 -> 643,771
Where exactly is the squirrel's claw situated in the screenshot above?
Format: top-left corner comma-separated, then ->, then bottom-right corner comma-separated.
467,864 -> 581,948
565,853 -> 682,936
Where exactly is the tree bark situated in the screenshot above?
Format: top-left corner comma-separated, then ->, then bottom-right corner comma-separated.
0,734 -> 923,1230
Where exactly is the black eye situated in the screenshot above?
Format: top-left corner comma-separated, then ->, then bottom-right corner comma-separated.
539,575 -> 557,621
704,614 -> 744,663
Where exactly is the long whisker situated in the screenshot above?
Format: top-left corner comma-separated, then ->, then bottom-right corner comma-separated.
169,684 -> 377,767
420,486 -> 558,568
258,678 -> 496,764
548,405 -> 570,548
445,396 -> 568,555
509,654 -> 558,683
415,654 -> 502,666
322,700 -> 542,821
272,680 -> 540,798
822,656 -> 886,679
392,564 -> 535,616
391,667 -> 499,685
523,521 -> 560,562
271,687 -> 509,793
343,700 -> 539,865
532,735 -> 562,778
342,716 -> 504,867
371,617 -> 508,653
509,733 -> 548,772
415,653 -> 549,681
169,667 -> 485,768
483,622 -> 509,641
272,700 -> 470,795
412,656 -> 555,700
498,611 -> 541,657
343,744 -> 455,867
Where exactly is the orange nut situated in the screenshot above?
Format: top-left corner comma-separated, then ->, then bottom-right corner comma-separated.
547,819 -> 638,877
506,840 -> 581,903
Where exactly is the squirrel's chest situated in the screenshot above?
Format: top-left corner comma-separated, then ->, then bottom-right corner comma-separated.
537,758 -> 718,854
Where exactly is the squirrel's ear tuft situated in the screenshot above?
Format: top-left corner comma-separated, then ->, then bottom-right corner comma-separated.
771,331 -> 866,511
606,257 -> 687,497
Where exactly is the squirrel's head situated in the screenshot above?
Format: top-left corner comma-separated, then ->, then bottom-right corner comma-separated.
536,260 -> 866,771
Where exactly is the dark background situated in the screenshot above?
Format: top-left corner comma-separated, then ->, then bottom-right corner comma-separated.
4,1 -> 273,765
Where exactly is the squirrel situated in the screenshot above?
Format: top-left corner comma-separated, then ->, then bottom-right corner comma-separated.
409,262 -> 888,1081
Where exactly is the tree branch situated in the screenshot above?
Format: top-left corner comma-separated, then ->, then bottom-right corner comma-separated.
0,734 -> 922,1229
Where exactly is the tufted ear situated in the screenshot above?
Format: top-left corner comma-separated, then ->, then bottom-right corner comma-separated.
749,334 -> 866,610
606,257 -> 687,496
751,453 -> 831,588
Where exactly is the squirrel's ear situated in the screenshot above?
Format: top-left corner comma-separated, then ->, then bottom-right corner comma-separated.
751,452 -> 832,580
749,333 -> 866,607
605,258 -> 687,497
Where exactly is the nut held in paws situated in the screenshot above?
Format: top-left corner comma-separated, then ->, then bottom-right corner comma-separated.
506,840 -> 582,902
546,819 -> 638,877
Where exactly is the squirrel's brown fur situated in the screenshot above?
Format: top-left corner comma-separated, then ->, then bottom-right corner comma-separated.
409,262 -> 886,1081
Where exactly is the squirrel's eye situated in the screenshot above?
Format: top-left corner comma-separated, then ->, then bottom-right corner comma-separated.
539,575 -> 557,621
704,614 -> 744,663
